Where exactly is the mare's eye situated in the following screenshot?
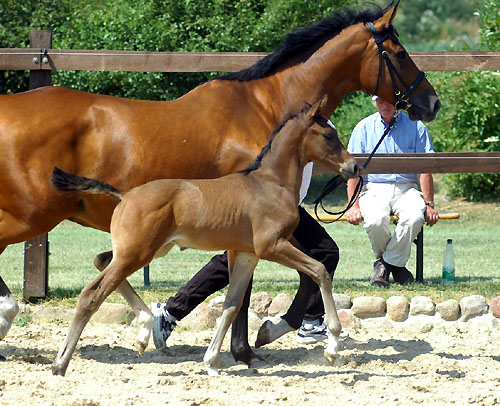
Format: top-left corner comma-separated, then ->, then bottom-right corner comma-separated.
396,51 -> 406,60
322,132 -> 333,140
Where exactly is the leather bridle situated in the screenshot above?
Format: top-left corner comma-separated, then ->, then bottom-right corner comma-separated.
366,22 -> 426,111
313,22 -> 427,223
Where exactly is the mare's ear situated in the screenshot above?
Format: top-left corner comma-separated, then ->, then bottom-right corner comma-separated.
375,1 -> 400,29
308,94 -> 328,118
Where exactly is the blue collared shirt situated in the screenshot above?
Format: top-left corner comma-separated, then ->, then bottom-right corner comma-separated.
347,111 -> 434,183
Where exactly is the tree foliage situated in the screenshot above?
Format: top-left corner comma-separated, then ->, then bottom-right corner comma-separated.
431,0 -> 500,201
1,0 -> 356,98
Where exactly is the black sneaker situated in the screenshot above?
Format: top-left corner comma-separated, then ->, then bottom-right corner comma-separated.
150,303 -> 177,349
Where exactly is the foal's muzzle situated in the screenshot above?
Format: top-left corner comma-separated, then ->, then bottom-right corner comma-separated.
341,160 -> 360,179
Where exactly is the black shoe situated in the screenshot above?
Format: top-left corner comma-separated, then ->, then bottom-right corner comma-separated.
370,260 -> 390,287
391,266 -> 414,284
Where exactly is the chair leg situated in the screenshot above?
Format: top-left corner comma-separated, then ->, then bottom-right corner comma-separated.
415,229 -> 424,283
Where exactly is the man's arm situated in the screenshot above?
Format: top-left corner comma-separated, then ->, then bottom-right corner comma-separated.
346,177 -> 363,225
420,173 -> 439,226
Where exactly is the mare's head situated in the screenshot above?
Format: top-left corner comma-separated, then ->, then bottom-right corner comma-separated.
360,1 -> 440,121
300,96 -> 359,180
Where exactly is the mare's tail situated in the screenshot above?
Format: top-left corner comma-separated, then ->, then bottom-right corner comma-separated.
50,166 -> 122,201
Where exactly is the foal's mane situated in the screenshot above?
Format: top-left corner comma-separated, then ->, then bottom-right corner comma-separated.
240,104 -> 312,175
214,2 -> 394,82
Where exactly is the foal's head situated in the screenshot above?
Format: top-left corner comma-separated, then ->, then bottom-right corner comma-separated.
299,95 -> 359,180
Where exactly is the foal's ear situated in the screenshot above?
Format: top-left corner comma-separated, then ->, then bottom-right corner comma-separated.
309,94 -> 328,118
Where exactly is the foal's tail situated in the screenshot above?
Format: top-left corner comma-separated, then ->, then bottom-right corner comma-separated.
50,166 -> 122,201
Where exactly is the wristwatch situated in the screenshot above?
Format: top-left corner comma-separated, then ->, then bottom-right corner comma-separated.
425,201 -> 435,208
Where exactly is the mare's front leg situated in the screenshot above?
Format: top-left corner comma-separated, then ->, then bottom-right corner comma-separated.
204,251 -> 258,376
230,277 -> 267,368
0,274 -> 19,344
256,238 -> 341,365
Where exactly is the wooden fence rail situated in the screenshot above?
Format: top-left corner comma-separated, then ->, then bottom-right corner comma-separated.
1,49 -> 499,72
1,31 -> 499,298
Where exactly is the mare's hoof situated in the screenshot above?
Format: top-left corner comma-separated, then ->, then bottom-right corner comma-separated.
246,352 -> 269,369
255,320 -> 273,348
324,350 -> 337,366
232,348 -> 268,368
0,354 -> 6,361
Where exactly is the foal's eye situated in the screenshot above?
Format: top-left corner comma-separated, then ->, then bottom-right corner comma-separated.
396,51 -> 406,60
322,132 -> 333,140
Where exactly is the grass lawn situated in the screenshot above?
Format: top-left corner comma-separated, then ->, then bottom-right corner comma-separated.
1,189 -> 499,307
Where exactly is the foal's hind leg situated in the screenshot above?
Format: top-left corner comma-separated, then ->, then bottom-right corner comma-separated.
204,251 -> 258,376
94,244 -> 174,354
53,255 -> 146,376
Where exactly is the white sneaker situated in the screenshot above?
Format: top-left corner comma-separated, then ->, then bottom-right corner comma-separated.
150,303 -> 177,349
296,322 -> 349,344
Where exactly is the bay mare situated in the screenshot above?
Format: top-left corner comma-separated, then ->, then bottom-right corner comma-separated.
50,96 -> 359,376
0,2 -> 440,365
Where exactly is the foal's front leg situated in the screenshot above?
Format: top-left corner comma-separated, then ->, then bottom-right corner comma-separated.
256,238 -> 341,365
203,251 -> 258,376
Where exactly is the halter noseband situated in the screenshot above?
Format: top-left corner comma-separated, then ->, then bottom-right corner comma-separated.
367,22 -> 426,111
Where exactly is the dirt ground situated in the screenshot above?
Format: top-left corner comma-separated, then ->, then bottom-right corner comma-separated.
1,319 -> 499,406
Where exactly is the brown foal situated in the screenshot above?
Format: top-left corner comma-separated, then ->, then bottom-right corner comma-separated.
49,96 -> 359,376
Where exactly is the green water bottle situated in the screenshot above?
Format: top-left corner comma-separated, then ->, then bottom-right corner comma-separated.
441,239 -> 455,284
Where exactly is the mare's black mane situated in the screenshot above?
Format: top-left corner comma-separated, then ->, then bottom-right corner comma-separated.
214,3 -> 393,82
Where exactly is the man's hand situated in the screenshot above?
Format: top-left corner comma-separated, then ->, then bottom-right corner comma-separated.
425,206 -> 439,226
346,206 -> 363,225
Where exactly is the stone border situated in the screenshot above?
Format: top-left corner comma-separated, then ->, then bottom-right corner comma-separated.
16,294 -> 500,332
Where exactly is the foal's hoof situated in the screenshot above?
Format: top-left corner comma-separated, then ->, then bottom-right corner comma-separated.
135,341 -> 147,356
255,320 -> 273,348
51,362 -> 67,376
324,350 -> 337,366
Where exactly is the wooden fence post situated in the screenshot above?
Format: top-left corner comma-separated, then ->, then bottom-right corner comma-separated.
23,30 -> 52,302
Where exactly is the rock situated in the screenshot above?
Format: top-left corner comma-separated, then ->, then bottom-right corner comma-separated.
208,295 -> 226,317
386,296 -> 409,322
337,309 -> 360,329
268,293 -> 293,316
490,296 -> 500,319
436,299 -> 460,321
460,295 -> 488,322
333,293 -> 352,309
248,309 -> 262,331
178,303 -> 217,331
250,291 -> 272,316
92,303 -> 135,324
410,296 -> 435,316
351,296 -> 386,318
31,306 -> 74,322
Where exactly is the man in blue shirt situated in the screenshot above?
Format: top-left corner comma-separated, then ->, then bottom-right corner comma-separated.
346,96 -> 439,286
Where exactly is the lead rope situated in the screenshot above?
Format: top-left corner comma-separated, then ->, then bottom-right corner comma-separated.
313,110 -> 400,223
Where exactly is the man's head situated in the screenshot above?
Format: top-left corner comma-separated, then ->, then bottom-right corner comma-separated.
373,95 -> 395,124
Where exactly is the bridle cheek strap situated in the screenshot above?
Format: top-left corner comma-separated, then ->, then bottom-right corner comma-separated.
366,22 -> 426,110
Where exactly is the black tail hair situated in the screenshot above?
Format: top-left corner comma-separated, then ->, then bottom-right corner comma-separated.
50,166 -> 122,201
